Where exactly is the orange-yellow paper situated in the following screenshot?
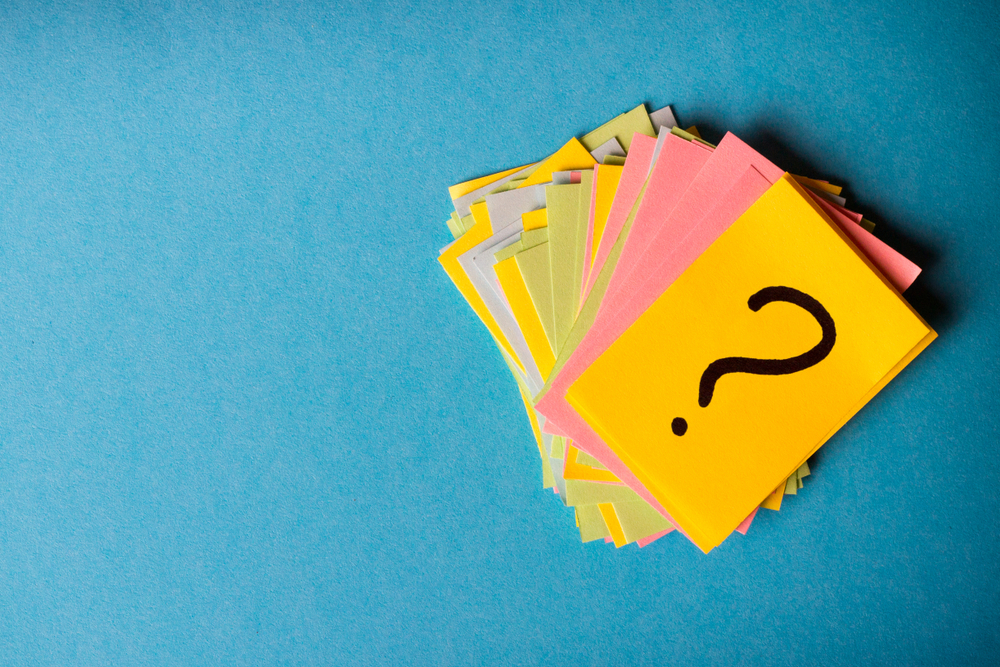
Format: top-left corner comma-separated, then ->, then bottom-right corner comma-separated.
522,209 -> 548,231
563,444 -> 622,483
448,164 -> 532,200
518,138 -> 597,189
566,175 -> 935,553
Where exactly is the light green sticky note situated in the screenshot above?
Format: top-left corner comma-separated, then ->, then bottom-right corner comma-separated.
577,504 -> 612,542
573,171 -> 594,306
546,183 -> 584,353
490,179 -> 526,195
515,242 -> 557,352
576,450 -> 607,470
494,241 -> 524,263
550,435 -> 564,460
614,500 -> 673,544
799,461 -> 811,478
784,472 -> 799,496
581,104 -> 656,153
603,155 -> 626,166
541,448 -> 555,489
520,227 -> 548,250
566,479 -> 640,506
459,213 -> 476,233
536,178 -> 652,402
446,215 -> 463,239
670,126 -> 717,149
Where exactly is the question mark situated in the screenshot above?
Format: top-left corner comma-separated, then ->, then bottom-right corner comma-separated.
671,286 -> 836,436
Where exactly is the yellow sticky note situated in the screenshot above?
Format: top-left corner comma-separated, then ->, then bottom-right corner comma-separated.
437,204 -> 525,373
598,503 -> 628,547
448,164 -> 532,201
760,483 -> 785,511
790,175 -> 843,196
567,175 -> 935,552
519,138 -> 596,189
563,444 -> 621,483
522,208 -> 548,231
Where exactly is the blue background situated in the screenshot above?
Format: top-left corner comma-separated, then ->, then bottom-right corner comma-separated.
0,1 -> 996,664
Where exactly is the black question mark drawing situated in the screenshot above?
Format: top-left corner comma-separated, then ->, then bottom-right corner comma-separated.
671,286 -> 836,436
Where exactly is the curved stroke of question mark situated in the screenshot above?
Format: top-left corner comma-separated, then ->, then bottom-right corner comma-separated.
671,286 -> 836,437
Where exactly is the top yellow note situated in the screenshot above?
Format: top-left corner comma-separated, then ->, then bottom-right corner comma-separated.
566,175 -> 934,553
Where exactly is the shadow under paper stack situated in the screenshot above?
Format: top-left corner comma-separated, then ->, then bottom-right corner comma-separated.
438,104 -> 934,554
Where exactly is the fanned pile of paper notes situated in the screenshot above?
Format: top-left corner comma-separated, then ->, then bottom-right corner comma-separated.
438,104 -> 935,553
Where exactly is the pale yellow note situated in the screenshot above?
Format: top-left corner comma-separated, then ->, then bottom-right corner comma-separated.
495,256 -> 557,380
515,242 -> 557,353
577,504 -> 611,542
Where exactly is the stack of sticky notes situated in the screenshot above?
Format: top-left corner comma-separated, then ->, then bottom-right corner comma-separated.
438,104 -> 935,553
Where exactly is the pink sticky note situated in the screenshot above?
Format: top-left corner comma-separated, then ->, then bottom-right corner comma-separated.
607,165 -> 774,333
582,133 -> 658,302
602,134 -> 783,317
541,419 -> 570,437
637,528 -> 673,548
823,197 -> 863,223
612,180 -> 922,330
604,535 -> 614,543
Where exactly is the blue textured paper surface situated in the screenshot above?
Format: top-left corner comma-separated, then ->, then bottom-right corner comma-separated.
0,1 -> 996,665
